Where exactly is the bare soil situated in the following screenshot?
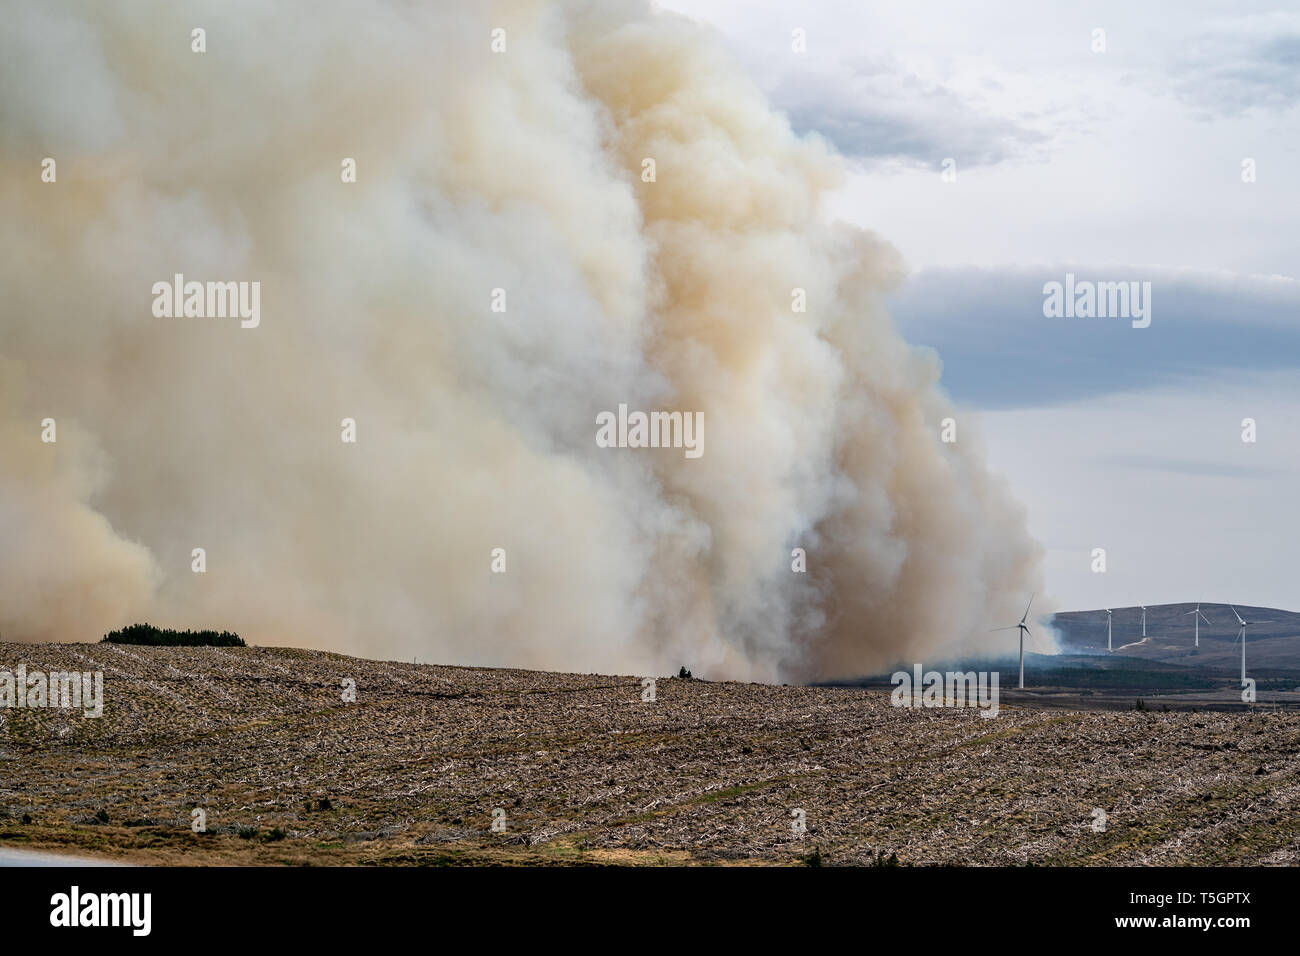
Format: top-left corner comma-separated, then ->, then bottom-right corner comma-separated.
2,643 -> 1298,866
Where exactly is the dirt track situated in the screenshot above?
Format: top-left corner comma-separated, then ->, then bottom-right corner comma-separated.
2,643 -> 1298,865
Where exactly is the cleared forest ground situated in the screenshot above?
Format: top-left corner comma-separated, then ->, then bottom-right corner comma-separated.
2,643 -> 1298,866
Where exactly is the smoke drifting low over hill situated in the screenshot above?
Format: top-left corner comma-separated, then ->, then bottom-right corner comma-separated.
0,1 -> 1043,680
1054,603 -> 1300,673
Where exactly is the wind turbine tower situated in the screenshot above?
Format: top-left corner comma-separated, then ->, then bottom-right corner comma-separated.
1104,608 -> 1113,652
1184,602 -> 1210,648
1229,605 -> 1274,684
992,594 -> 1036,689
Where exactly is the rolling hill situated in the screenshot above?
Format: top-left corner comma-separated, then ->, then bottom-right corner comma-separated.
1051,602 -> 1300,674
5,641 -> 1300,865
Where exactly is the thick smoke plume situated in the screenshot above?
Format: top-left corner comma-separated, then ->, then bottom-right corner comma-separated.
0,0 -> 1045,680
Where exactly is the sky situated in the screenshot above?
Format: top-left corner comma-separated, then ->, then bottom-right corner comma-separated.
660,0 -> 1300,616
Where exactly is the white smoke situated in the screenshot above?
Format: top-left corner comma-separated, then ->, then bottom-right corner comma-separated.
0,0 -> 1046,680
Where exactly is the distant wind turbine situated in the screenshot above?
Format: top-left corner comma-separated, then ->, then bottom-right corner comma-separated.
1183,601 -> 1210,648
1229,605 -> 1274,683
1140,604 -> 1147,637
1104,608 -> 1113,652
992,594 -> 1035,689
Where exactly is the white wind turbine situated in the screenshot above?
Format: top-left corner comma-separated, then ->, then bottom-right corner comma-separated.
1140,604 -> 1147,637
1183,601 -> 1210,648
1104,608 -> 1113,652
1229,605 -> 1274,683
992,594 -> 1035,689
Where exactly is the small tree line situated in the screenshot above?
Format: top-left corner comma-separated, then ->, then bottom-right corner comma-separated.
102,622 -> 246,647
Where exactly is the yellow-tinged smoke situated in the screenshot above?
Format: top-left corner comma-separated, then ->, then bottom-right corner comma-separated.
0,0 -> 1046,680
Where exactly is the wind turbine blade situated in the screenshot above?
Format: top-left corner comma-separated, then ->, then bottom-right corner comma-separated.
1229,605 -> 1245,625
1197,611 -> 1210,624
1250,620 -> 1275,625
990,626 -> 1019,632
1025,625 -> 1048,652
1020,593 -> 1035,625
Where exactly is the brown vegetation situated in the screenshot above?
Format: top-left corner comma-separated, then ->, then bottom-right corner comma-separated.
2,643 -> 1298,865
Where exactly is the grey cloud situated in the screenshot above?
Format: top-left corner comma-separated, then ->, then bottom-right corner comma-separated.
890,266 -> 1300,409
771,58 -> 1046,168
1169,17 -> 1300,117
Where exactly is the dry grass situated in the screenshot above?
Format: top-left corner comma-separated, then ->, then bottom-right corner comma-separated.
2,642 -> 1299,866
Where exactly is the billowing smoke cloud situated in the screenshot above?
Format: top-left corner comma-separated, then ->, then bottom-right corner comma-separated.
0,0 -> 1045,680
